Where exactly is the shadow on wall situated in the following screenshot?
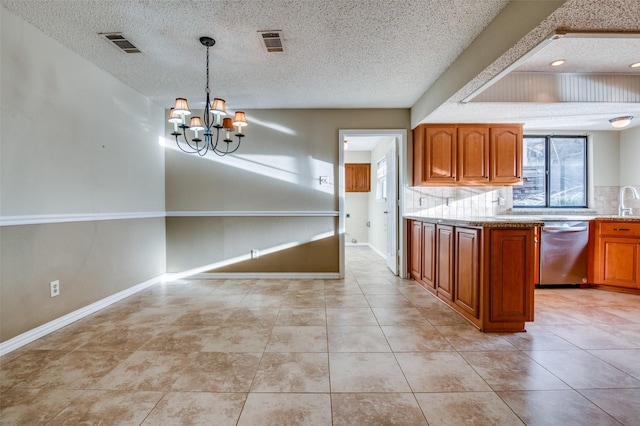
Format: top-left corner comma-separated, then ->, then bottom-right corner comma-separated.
405,185 -> 510,218
209,235 -> 339,273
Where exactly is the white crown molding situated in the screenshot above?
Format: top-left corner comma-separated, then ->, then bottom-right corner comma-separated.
0,275 -> 162,356
166,211 -> 339,217
0,212 -> 165,227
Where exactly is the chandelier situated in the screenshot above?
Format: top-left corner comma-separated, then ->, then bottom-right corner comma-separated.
168,36 -> 248,156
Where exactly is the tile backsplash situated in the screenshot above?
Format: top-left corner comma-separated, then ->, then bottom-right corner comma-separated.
404,185 -> 640,218
404,185 -> 510,218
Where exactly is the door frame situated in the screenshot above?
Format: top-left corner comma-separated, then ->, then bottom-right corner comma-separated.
338,129 -> 407,279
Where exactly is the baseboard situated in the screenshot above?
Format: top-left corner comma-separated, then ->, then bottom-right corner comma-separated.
0,275 -> 163,357
190,272 -> 341,279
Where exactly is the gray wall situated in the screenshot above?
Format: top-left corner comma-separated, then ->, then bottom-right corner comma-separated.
0,7 -> 166,341
165,109 -> 410,273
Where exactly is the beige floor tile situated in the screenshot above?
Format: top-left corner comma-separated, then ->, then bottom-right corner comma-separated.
544,324 -> 634,349
46,390 -> 163,426
326,307 -> 378,325
372,307 -> 431,326
460,351 -> 569,391
171,352 -> 261,392
415,391 -> 524,426
223,307 -> 280,326
142,392 -> 246,425
500,329 -> 580,351
139,325 -> 217,352
94,351 -> 190,391
329,352 -> 411,392
276,307 -> 326,326
498,390 -> 621,426
325,294 -> 370,307
365,294 -> 414,308
202,325 -> 272,352
525,350 -> 640,389
396,352 -> 491,392
435,325 -> 518,351
0,350 -> 68,387
171,308 -> 233,326
381,325 -> 454,352
19,350 -> 130,389
0,388 -> 83,425
587,349 -> 640,380
265,326 -> 328,352
251,352 -> 329,392
237,393 -> 331,426
417,304 -> 470,326
327,326 -> 391,352
580,388 -> 640,425
332,393 -> 428,426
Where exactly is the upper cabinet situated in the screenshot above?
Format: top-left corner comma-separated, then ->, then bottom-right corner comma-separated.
413,124 -> 522,186
345,163 -> 371,192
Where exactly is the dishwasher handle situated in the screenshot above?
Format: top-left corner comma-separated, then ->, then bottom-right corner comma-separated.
543,226 -> 588,233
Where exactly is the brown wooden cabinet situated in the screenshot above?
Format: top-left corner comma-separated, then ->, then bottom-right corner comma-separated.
345,163 -> 370,192
490,125 -> 522,184
407,218 -> 536,332
486,228 -> 535,324
421,222 -> 436,291
592,221 -> 640,290
412,123 -> 522,186
458,126 -> 489,184
454,227 -> 480,318
436,225 -> 455,301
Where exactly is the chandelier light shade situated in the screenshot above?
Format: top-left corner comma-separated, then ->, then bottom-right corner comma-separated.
169,36 -> 247,156
609,116 -> 633,128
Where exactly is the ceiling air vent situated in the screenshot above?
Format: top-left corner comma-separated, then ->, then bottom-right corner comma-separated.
258,30 -> 284,53
99,32 -> 141,54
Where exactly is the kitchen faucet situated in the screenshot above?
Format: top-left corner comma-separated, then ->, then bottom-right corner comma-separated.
618,185 -> 640,216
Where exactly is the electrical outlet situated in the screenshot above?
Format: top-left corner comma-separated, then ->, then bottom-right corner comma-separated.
419,197 -> 427,207
446,197 -> 454,206
251,249 -> 260,259
50,280 -> 60,298
498,196 -> 506,206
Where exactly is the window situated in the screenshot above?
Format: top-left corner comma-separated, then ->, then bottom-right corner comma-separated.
513,135 -> 587,208
376,156 -> 387,200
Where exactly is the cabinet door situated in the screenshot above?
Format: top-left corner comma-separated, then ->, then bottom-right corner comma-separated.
421,222 -> 437,290
599,237 -> 639,288
436,225 -> 455,301
489,229 -> 534,322
409,221 -> 422,282
345,163 -> 371,192
423,126 -> 457,184
457,126 -> 489,184
490,125 -> 522,184
454,227 -> 480,318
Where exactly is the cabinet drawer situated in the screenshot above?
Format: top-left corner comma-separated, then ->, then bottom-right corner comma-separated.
599,222 -> 640,238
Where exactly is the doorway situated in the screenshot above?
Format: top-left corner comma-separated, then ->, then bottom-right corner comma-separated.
338,129 -> 407,279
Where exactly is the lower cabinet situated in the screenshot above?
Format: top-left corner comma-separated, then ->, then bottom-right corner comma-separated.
436,225 -> 454,301
591,221 -> 640,290
408,219 -> 535,332
454,227 -> 479,318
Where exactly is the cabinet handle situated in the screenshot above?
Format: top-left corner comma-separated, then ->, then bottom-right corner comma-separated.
614,228 -> 631,231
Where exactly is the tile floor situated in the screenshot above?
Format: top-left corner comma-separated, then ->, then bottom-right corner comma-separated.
2,246 -> 640,425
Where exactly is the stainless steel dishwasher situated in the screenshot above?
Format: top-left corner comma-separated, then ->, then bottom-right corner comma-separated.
539,221 -> 589,286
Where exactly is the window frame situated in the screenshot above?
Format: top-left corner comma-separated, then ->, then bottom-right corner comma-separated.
513,135 -> 588,209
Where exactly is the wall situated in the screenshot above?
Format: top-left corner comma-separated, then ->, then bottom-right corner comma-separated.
344,151 -> 371,244
165,109 -> 410,273
619,126 -> 640,214
0,7 -> 166,342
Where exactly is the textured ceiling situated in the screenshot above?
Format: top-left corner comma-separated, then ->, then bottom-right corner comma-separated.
0,0 -> 509,111
1,0 -> 639,132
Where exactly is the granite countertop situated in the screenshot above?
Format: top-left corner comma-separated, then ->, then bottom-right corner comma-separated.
405,215 -> 640,228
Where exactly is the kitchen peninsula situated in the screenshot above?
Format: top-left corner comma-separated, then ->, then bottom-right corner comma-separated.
407,216 -> 542,332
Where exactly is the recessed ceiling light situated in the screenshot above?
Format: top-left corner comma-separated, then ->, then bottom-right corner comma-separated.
609,116 -> 634,128
550,59 -> 566,67
630,62 -> 640,68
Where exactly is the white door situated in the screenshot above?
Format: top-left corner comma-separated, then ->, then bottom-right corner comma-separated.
385,140 -> 398,274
